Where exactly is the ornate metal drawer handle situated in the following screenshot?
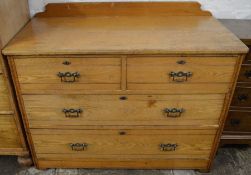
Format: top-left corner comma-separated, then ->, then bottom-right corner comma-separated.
163,108 -> 184,118
63,108 -> 83,118
238,94 -> 248,102
57,72 -> 80,82
160,143 -> 178,151
69,143 -> 88,151
169,71 -> 193,82
245,70 -> 251,79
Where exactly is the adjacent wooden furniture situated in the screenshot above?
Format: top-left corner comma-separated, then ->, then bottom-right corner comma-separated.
220,19 -> 251,145
0,0 -> 30,163
2,2 -> 248,171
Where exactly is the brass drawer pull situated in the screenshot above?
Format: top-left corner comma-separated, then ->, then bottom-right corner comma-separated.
238,94 -> 248,102
70,143 -> 88,151
169,71 -> 192,82
163,108 -> 184,118
63,108 -> 83,118
245,70 -> 251,79
160,143 -> 178,151
57,72 -> 80,82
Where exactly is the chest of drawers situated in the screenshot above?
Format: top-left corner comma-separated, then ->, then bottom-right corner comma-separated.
220,19 -> 251,145
2,2 -> 248,171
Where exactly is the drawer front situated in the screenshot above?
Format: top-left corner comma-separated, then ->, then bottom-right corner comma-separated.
224,110 -> 251,132
14,57 -> 121,91
32,129 -> 216,159
231,86 -> 251,107
0,115 -> 22,148
238,65 -> 251,82
128,57 -> 236,84
0,74 -> 11,111
23,94 -> 224,128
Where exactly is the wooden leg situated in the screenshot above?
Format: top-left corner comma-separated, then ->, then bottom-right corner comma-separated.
17,155 -> 33,167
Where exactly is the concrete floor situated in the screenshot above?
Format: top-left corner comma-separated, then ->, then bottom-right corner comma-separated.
0,146 -> 250,175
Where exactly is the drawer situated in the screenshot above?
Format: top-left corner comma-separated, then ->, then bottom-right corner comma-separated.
224,110 -> 251,132
231,86 -> 251,107
23,94 -> 225,128
238,64 -> 251,82
14,57 -> 121,91
127,57 -> 236,92
0,115 -> 22,148
0,74 -> 11,111
31,129 -> 216,159
128,57 -> 236,83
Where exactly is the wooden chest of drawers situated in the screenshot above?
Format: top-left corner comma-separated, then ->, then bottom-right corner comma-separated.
2,2 -> 248,171
220,19 -> 251,145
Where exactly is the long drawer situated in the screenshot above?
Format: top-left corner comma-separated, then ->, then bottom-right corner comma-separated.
0,74 -> 11,112
224,110 -> 251,132
127,57 -> 236,92
32,129 -> 216,160
14,57 -> 121,91
23,94 -> 224,128
0,115 -> 22,148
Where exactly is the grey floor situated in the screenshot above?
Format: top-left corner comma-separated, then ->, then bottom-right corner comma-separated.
0,146 -> 250,175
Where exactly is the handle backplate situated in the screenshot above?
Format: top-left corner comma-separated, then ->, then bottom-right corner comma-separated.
63,108 -> 83,118
169,71 -> 192,82
163,108 -> 184,118
57,72 -> 80,82
160,143 -> 178,151
70,143 -> 88,151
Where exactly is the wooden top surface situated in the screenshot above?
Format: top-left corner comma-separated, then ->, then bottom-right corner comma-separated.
2,3 -> 248,55
220,19 -> 251,45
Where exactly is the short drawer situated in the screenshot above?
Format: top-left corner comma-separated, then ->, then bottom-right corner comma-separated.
231,86 -> 251,107
238,64 -> 251,82
0,74 -> 11,111
14,57 -> 121,92
0,115 -> 21,148
31,129 -> 216,159
224,110 -> 251,132
23,94 -> 225,128
128,56 -> 236,83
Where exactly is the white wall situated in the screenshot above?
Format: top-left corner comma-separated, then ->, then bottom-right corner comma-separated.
29,0 -> 251,19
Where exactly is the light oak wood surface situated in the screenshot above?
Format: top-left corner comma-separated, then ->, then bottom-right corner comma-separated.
0,0 -> 30,157
0,74 -> 11,111
2,16 -> 248,55
0,115 -> 22,148
35,2 -> 212,17
32,129 -> 215,158
14,57 -> 121,84
3,2 -> 248,171
23,94 -> 224,128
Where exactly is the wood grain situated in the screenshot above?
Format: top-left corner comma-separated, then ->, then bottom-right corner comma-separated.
31,129 -> 215,157
14,57 -> 121,84
0,115 -> 22,148
0,0 -> 30,156
128,57 -> 236,83
2,16 -> 248,55
0,74 -> 11,111
3,2 -> 247,170
23,94 -> 224,128
35,2 -> 212,17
